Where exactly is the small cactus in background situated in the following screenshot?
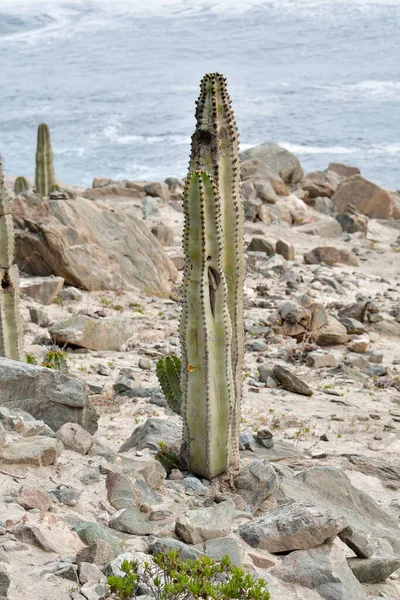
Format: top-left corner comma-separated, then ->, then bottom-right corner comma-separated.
188,72 -> 244,470
0,157 -> 24,361
35,123 -> 56,196
14,176 -> 29,195
156,355 -> 182,415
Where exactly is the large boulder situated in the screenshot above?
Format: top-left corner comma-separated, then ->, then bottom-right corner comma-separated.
331,175 -> 395,219
298,170 -> 342,199
0,358 -> 98,433
241,142 -> 304,184
49,315 -> 132,351
12,194 -> 177,292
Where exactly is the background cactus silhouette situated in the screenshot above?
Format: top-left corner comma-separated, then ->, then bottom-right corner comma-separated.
35,123 -> 55,197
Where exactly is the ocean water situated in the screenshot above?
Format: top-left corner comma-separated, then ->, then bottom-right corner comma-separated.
0,0 -> 399,189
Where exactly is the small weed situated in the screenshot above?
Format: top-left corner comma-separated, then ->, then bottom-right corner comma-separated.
26,354 -> 37,365
129,302 -> 144,314
113,304 -> 124,312
100,297 -> 112,306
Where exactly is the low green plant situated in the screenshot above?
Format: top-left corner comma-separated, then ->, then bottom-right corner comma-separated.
41,349 -> 67,371
26,354 -> 37,365
155,441 -> 179,475
107,551 -> 270,600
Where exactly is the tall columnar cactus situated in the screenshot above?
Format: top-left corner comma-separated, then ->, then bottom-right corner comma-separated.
180,171 -> 235,479
0,158 -> 24,361
35,123 -> 55,197
14,176 -> 29,195
188,73 -> 245,470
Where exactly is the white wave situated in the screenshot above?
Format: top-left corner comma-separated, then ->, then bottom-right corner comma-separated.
103,125 -> 189,146
278,143 -> 360,155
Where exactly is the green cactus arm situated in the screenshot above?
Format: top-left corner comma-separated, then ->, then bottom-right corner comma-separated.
0,159 -> 24,361
180,171 -> 234,479
14,176 -> 29,195
189,73 -> 244,468
35,123 -> 55,197
156,355 -> 182,415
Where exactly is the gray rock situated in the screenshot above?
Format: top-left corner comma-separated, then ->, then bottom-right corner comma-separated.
279,466 -> 400,555
58,286 -> 83,301
241,142 -> 304,184
109,508 -> 152,536
246,236 -> 275,256
278,300 -> 308,324
239,501 -> 347,552
115,455 -> 166,490
0,563 -> 10,599
304,246 -> 359,267
338,525 -> 376,558
0,358 -> 98,434
271,542 -> 368,600
76,540 -> 119,568
339,318 -> 366,335
49,315 -> 132,351
234,459 -> 278,511
134,475 -> 163,505
113,375 -> 137,394
80,581 -> 107,600
151,537 -> 204,561
56,422 -> 93,455
79,562 -> 105,584
347,556 -> 400,584
315,316 -> 348,346
181,477 -> 209,496
175,500 -> 234,544
239,431 -> 257,452
138,357 -> 152,370
142,195 -> 160,219
276,239 -> 295,261
104,552 -> 146,578
273,365 -> 313,396
29,306 -> 50,326
347,455 -> 400,485
204,537 -> 242,566
20,275 -> 64,305
119,418 -> 182,455
73,522 -> 120,551
105,473 -> 142,510
0,436 -> 63,466
49,484 -> 82,506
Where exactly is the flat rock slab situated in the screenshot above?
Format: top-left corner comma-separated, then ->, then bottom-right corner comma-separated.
273,365 -> 313,396
348,556 -> 400,584
271,542 -> 368,600
13,194 -> 177,293
20,276 -> 64,305
204,537 -> 242,566
239,501 -> 347,553
175,500 -> 234,544
151,537 -> 204,561
279,466 -> 400,555
8,512 -> 85,555
0,358 -> 98,434
0,436 -> 63,466
49,315 -> 132,351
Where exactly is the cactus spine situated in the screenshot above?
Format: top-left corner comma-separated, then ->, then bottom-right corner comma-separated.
35,123 -> 55,197
0,158 -> 24,361
14,176 -> 29,195
156,355 -> 182,415
187,73 -> 244,470
180,171 -> 235,478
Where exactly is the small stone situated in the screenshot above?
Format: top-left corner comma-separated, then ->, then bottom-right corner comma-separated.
273,364 -> 313,396
204,537 -> 241,566
58,286 -> 83,301
239,431 -> 257,452
169,468 -> 183,480
17,486 -> 53,512
348,337 -> 369,354
0,563 -> 10,599
80,581 -> 107,600
181,477 -> 209,496
109,507 -> 152,536
307,351 -> 339,368
246,236 -> 275,256
56,423 -> 93,455
338,525 -> 376,558
315,316 -> 348,346
348,556 -> 400,584
29,306 -> 50,326
175,500 -> 234,544
76,540 -> 119,568
234,459 -> 278,511
365,364 -> 387,377
340,318 -> 367,335
105,473 -> 142,510
79,562 -> 105,584
49,484 -> 82,506
138,357 -> 152,370
151,538 -> 203,561
276,239 -> 295,261
304,246 -> 359,267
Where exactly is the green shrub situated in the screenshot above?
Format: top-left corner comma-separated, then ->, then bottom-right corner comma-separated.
107,550 -> 270,600
41,349 -> 68,371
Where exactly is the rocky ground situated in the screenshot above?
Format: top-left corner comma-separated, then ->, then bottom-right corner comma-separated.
1,142 -> 400,600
